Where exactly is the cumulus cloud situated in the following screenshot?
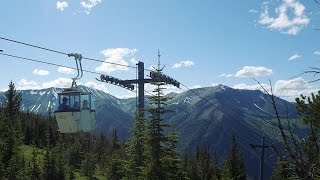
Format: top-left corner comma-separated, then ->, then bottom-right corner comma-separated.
172,60 -> 195,69
80,0 -> 102,15
219,73 -> 233,78
115,90 -> 136,99
258,0 -> 309,35
57,67 -> 74,74
235,66 -> 273,77
233,83 -> 271,92
233,78 -> 319,101
42,78 -> 73,89
313,51 -> 320,56
130,58 -> 138,65
83,81 -> 109,93
56,1 -> 68,11
211,83 -> 219,87
18,78 -> 71,90
18,79 -> 40,90
96,48 -> 137,73
288,54 -> 301,61
33,69 -> 49,76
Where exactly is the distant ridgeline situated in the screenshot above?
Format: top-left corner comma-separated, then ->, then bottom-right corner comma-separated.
0,84 -> 301,178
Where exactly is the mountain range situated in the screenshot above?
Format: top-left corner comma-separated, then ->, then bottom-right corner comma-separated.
0,84 -> 301,178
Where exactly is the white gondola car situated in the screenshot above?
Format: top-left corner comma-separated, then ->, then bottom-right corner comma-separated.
54,88 -> 96,133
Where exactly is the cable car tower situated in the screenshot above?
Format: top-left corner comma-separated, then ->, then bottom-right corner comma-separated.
54,53 -> 96,133
97,50 -> 180,119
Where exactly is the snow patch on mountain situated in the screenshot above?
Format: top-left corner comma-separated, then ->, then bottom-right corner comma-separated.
39,91 -> 46,96
184,97 -> 192,103
30,91 -> 37,95
253,103 -> 270,115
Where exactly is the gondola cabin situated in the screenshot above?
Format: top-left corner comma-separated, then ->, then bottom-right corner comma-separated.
54,88 -> 96,133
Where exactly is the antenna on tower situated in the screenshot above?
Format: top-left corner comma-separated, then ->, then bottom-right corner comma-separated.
157,49 -> 165,72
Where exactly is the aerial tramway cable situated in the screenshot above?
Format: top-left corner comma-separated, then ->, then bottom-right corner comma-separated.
0,36 -> 153,71
0,52 -> 101,75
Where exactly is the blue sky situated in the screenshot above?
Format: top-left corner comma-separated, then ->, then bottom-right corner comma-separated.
1,0 -> 320,101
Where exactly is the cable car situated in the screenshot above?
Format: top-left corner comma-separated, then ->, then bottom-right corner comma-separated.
54,53 -> 96,133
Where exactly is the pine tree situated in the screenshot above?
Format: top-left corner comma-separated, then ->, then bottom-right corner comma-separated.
0,82 -> 24,178
81,153 -> 96,179
294,92 -> 320,177
163,126 -> 184,179
271,159 -> 294,180
142,69 -> 183,179
2,81 -> 22,167
222,136 -> 246,180
106,153 -> 125,180
112,129 -> 120,151
29,147 -> 41,179
212,150 -> 221,180
125,113 -> 146,179
43,148 -> 58,180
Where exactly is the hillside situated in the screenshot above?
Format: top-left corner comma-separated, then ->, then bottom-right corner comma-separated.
0,84 -> 300,177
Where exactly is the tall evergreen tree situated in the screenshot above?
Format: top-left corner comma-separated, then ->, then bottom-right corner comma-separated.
1,81 -> 22,166
1,82 -> 24,178
125,113 -> 146,179
212,150 -> 221,180
142,68 -> 182,179
222,136 -> 246,180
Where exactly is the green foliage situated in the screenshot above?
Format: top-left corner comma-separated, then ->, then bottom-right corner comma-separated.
142,79 -> 184,179
296,91 -> 320,128
125,113 -> 146,179
271,159 -> 295,180
0,81 -> 256,179
222,136 -> 246,180
81,153 -> 96,178
106,153 -> 125,180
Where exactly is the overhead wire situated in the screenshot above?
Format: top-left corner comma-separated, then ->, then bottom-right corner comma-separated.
1,36 -> 300,146
0,36 -> 146,71
0,52 -> 101,76
0,37 -> 68,56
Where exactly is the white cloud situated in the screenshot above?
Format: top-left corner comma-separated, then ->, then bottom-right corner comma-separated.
189,85 -> 202,89
219,73 -> 233,78
313,51 -> 320,56
115,90 -> 136,99
42,78 -> 73,89
18,79 -> 40,90
233,83 -> 271,92
56,1 -> 68,11
32,69 -> 49,76
144,83 -> 183,96
130,58 -> 138,65
211,83 -> 219,87
172,60 -> 195,69
288,54 -> 301,61
258,0 -> 309,35
80,0 -> 102,15
233,78 -> 319,101
83,81 -> 109,93
235,66 -> 273,77
274,78 -> 318,101
57,67 -> 74,74
96,48 -> 137,73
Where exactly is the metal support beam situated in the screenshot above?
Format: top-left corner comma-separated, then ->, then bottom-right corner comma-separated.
137,61 -> 144,119
250,136 -> 273,180
97,58 -> 180,120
